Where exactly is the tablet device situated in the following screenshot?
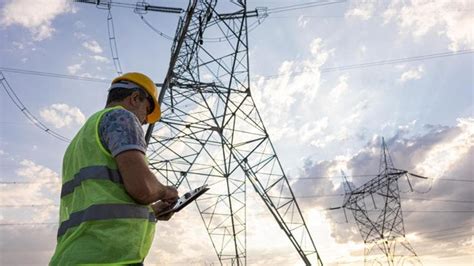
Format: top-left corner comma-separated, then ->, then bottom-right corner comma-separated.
156,184 -> 210,217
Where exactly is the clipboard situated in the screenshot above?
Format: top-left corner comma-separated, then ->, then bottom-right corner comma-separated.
156,184 -> 210,217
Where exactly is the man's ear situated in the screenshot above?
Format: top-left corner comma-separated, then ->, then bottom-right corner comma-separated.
129,91 -> 141,106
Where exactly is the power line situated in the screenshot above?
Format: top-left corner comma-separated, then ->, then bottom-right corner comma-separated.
426,232 -> 473,240
415,225 -> 473,236
0,222 -> 57,226
299,193 -> 474,204
258,49 -> 474,80
419,228 -> 473,239
402,210 -> 473,213
266,0 -> 347,15
325,209 -> 473,214
0,67 -> 110,83
4,50 -> 472,85
1,173 -> 469,184
140,15 -> 175,41
74,0 -> 183,14
1,209 -> 471,226
0,71 -> 71,143
0,181 -> 60,184
290,175 -> 473,183
403,198 -> 474,204
0,196 -> 470,207
0,204 -> 58,207
431,178 -> 474,183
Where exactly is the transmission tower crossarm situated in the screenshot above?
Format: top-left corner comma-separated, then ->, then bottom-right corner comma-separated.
347,169 -> 408,200
408,172 -> 429,179
218,8 -> 262,20
73,0 -> 183,13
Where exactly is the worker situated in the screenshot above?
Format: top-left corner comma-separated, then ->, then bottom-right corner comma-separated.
49,72 -> 179,265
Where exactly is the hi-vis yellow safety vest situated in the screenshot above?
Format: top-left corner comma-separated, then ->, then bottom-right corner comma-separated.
50,106 -> 156,265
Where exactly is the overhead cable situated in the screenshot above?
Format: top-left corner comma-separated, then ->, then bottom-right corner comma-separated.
2,176 -> 469,185
414,224 -> 473,236
402,198 -> 474,203
0,209 -> 471,226
289,175 -> 473,183
0,67 -> 110,83
140,15 -> 175,40
259,49 -> 474,80
266,0 -> 347,15
0,71 -> 71,143
6,51 -> 471,84
74,0 -> 183,14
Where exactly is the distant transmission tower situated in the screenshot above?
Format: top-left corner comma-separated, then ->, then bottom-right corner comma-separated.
145,0 -> 322,265
332,138 -> 424,266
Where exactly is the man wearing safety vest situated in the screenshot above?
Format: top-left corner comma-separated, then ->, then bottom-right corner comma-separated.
50,72 -> 179,265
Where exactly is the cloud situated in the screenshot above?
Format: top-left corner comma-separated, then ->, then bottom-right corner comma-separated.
399,65 -> 424,82
345,1 -> 376,20
12,41 -> 25,49
73,32 -> 88,40
415,117 -> 473,179
297,15 -> 310,28
39,103 -> 86,129
252,37 -> 334,141
299,117 -> 329,142
329,75 -> 349,101
383,0 -> 474,51
91,55 -> 109,63
67,63 -> 82,75
1,159 -> 59,208
82,40 -> 103,54
0,0 -> 74,41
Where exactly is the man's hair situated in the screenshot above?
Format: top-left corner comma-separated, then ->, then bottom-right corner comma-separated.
106,88 -> 147,105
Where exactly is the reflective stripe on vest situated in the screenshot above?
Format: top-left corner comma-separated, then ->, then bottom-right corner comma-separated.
57,204 -> 156,237
60,166 -> 123,198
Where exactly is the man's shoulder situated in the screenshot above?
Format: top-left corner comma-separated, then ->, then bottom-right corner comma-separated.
103,108 -> 137,121
100,108 -> 142,133
99,108 -> 146,157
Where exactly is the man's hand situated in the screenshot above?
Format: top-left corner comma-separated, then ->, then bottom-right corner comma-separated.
151,200 -> 175,221
161,185 -> 179,204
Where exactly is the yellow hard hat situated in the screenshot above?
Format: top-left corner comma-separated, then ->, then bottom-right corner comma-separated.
112,72 -> 161,123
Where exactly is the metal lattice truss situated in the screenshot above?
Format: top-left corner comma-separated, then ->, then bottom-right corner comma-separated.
340,139 -> 421,266
146,0 -> 322,265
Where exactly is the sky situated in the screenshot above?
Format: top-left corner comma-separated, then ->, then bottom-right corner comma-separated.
0,0 -> 473,265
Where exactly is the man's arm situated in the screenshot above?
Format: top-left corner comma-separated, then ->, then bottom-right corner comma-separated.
116,150 -> 178,205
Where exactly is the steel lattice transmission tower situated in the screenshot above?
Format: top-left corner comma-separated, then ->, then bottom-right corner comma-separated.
333,138 -> 423,266
145,0 -> 323,265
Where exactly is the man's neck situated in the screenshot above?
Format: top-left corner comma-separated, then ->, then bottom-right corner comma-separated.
105,102 -> 125,109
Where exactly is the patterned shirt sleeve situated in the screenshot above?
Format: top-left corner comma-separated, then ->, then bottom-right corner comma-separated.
99,109 -> 147,157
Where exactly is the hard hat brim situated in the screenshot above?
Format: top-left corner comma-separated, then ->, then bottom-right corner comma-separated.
147,96 -> 161,124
